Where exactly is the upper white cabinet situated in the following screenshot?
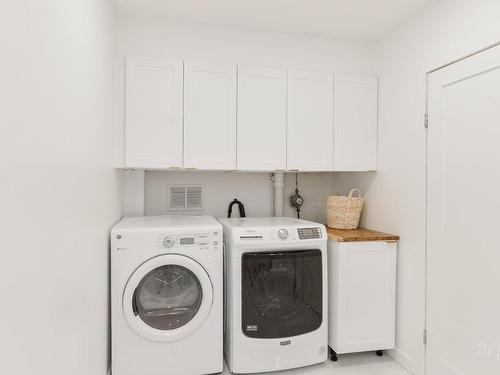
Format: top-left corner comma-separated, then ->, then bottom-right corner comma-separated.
287,71 -> 334,171
125,57 -> 183,169
237,67 -> 287,171
333,74 -> 378,171
119,56 -> 378,172
184,62 -> 237,170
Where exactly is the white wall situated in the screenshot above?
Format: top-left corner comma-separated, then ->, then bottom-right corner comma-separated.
283,172 -> 343,222
340,0 -> 500,373
145,171 -> 273,218
144,171 -> 340,223
115,16 -> 376,73
116,16 -> 377,221
0,2 -> 120,375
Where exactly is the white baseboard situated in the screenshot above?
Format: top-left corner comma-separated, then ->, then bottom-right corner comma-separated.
386,347 -> 414,373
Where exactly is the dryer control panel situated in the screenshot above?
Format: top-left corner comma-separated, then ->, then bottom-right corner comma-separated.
156,231 -> 221,251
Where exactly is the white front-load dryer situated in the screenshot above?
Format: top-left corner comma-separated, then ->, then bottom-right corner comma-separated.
219,217 -> 328,374
111,215 -> 223,375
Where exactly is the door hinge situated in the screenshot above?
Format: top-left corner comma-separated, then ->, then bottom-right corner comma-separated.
423,329 -> 428,345
424,113 -> 429,128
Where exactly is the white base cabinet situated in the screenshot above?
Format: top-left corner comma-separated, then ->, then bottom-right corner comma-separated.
328,239 -> 397,355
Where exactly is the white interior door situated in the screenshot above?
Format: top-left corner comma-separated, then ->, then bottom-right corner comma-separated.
427,44 -> 500,375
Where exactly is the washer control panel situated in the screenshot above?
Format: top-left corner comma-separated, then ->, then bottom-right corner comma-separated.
277,228 -> 289,240
237,226 -> 326,241
297,227 -> 322,239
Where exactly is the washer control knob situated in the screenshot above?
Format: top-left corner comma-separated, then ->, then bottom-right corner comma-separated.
278,228 -> 289,240
163,237 -> 175,248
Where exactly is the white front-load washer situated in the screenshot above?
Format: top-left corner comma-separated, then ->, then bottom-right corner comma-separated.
111,215 -> 223,375
219,217 -> 328,374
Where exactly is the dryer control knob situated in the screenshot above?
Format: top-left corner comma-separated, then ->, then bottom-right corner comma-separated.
163,237 -> 175,248
278,228 -> 289,240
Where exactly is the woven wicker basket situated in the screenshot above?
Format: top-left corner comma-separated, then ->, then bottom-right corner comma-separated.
326,189 -> 364,229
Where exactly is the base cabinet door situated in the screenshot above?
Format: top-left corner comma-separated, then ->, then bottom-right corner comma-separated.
125,57 -> 183,169
328,240 -> 397,354
333,74 -> 378,171
287,71 -> 334,171
237,67 -> 287,171
184,62 -> 237,170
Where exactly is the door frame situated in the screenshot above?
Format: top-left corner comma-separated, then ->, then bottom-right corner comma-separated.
424,40 -> 500,375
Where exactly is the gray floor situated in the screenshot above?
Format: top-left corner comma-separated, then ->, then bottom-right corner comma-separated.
222,352 -> 410,375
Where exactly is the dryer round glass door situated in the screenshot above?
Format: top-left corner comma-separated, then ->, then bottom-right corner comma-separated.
123,254 -> 213,342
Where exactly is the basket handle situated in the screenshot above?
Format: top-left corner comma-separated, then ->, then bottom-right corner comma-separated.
348,188 -> 362,199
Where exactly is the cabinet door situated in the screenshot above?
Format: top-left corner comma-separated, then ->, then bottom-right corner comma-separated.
287,71 -> 334,171
329,241 -> 397,353
333,74 -> 378,171
237,67 -> 287,171
125,57 -> 183,168
184,62 -> 237,170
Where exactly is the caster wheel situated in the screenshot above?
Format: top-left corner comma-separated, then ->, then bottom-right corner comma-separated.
376,350 -> 383,357
329,347 -> 338,361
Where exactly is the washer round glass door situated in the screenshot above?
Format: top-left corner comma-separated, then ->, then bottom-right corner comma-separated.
123,254 -> 213,342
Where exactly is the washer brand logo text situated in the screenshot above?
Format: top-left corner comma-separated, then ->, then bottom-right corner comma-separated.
246,325 -> 258,332
280,340 -> 291,346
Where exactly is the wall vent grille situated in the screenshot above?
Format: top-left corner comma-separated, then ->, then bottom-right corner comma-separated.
167,185 -> 204,211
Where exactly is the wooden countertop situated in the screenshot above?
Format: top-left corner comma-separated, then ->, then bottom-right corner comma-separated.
326,227 -> 399,242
